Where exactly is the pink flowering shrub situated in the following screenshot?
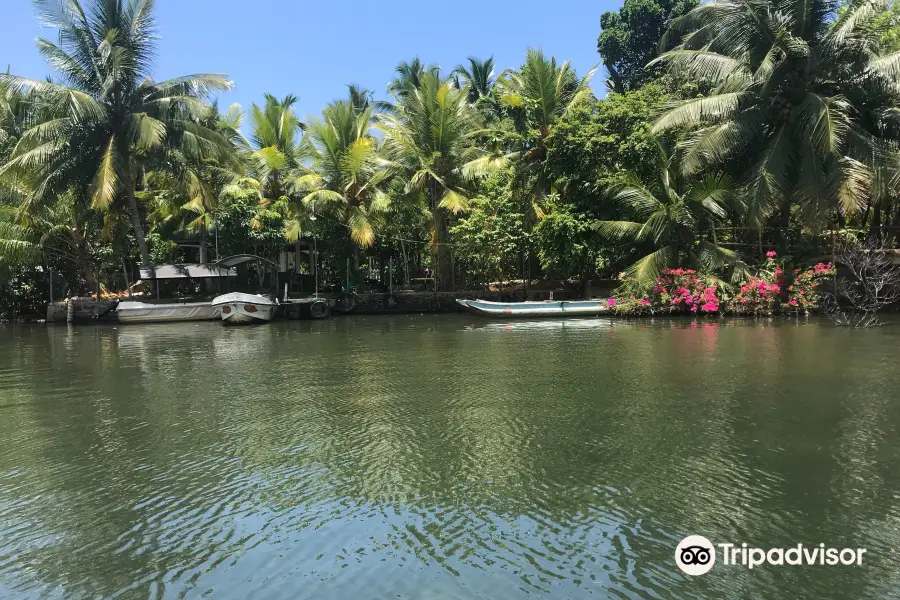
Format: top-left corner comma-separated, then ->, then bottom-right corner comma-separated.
785,262 -> 835,313
728,276 -> 781,314
607,251 -> 835,317
609,268 -> 721,315
606,295 -> 653,315
726,251 -> 783,315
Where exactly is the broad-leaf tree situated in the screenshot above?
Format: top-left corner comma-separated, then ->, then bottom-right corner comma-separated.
598,0 -> 699,93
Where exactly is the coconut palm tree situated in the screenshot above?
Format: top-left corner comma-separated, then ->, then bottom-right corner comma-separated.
650,0 -> 900,233
299,101 -> 390,248
347,84 -> 375,114
379,72 -> 506,290
0,0 -> 234,267
1,191 -> 102,291
144,101 -> 247,264
388,58 -> 440,99
598,141 -> 741,282
496,49 -> 597,217
247,93 -> 306,202
452,57 -> 496,103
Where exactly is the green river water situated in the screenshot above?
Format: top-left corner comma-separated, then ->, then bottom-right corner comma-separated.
1,316 -> 899,599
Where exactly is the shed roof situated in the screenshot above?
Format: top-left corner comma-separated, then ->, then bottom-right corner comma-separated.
138,264 -> 236,280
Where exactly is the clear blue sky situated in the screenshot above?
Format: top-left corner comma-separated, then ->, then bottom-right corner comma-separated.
1,0 -> 617,122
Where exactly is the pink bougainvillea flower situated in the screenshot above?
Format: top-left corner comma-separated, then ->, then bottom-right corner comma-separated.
691,305 -> 699,313
766,250 -> 777,258
741,297 -> 750,303
606,298 -> 617,307
641,299 -> 650,305
775,268 -> 783,275
789,299 -> 798,306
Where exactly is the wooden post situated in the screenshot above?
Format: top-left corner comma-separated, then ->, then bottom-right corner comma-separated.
389,256 -> 393,295
66,297 -> 75,324
49,267 -> 54,304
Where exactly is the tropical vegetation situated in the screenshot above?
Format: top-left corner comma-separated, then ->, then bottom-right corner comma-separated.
3,0 -> 900,319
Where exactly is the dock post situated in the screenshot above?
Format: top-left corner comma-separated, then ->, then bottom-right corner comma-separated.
66,297 -> 75,324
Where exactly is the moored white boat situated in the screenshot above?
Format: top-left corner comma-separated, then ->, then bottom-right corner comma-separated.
116,301 -> 219,324
456,298 -> 610,318
211,292 -> 278,324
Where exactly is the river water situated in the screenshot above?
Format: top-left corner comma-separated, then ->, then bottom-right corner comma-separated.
1,316 -> 899,599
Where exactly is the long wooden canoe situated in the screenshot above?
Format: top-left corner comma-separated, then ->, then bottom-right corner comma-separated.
456,298 -> 610,317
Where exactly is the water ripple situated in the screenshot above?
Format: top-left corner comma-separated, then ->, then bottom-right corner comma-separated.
1,319 -> 900,598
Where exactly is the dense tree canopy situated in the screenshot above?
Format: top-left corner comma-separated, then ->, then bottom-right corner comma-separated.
598,0 -> 699,92
3,0 -> 900,316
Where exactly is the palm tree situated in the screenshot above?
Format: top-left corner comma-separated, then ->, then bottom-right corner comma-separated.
1,191 -> 102,291
144,101 -> 247,264
650,0 -> 900,233
598,141 -> 740,282
388,58 -> 440,98
247,94 -> 306,202
0,0 -> 234,267
452,57 -> 496,103
300,101 -> 390,248
496,48 -> 597,216
379,72 -> 506,290
347,84 -> 375,114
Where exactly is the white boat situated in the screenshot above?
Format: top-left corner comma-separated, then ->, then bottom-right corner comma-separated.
456,298 -> 610,318
211,292 -> 278,325
116,301 -> 219,324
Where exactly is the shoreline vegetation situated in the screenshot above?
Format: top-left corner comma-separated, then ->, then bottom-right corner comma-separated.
3,0 -> 900,325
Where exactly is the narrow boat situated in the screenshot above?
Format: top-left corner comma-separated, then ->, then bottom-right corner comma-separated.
456,298 -> 610,318
211,292 -> 278,325
116,300 -> 219,324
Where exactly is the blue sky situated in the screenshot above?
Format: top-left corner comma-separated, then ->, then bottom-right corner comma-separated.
1,0 -> 617,122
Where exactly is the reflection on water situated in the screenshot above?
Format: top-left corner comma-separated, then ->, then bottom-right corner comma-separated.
2,317 -> 900,598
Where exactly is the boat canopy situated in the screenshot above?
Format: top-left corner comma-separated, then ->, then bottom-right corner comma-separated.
215,254 -> 278,269
138,264 -> 236,280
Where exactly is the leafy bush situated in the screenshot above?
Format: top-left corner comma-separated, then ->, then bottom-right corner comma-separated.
607,252 -> 835,317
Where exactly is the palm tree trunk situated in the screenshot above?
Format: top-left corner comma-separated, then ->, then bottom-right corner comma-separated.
199,228 -> 208,264
69,227 -> 98,294
124,169 -> 151,266
869,201 -> 883,244
434,210 -> 451,292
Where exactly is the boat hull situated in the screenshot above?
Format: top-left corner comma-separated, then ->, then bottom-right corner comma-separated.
116,301 -> 219,324
457,298 -> 610,318
212,293 -> 277,325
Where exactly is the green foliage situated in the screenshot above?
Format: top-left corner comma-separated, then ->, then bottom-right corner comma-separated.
4,0 -> 900,305
379,70 -> 506,290
0,0 -> 233,267
449,170 -> 530,286
598,0 -> 699,92
546,85 -> 670,199
652,0 -> 900,234
534,202 -> 605,279
301,100 -> 389,247
596,141 -> 741,283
